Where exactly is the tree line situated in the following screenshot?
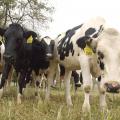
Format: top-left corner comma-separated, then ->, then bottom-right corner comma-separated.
0,0 -> 54,32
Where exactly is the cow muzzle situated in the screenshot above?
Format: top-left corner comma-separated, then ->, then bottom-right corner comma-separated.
104,81 -> 120,93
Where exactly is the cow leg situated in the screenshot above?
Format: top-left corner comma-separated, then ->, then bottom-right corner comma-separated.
5,67 -> 14,91
17,71 -> 26,104
35,75 -> 41,100
80,55 -> 92,112
92,77 -> 96,91
97,76 -> 107,110
45,63 -> 57,101
32,71 -> 42,102
64,70 -> 72,106
0,63 -> 11,98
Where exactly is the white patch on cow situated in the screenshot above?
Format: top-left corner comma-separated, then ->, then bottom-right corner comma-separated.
0,43 -> 5,63
42,36 -> 52,45
0,88 -> 3,98
64,70 -> 73,106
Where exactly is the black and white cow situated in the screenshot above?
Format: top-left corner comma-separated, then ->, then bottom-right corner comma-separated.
0,39 -> 14,88
89,27 -> 120,109
0,24 -> 54,104
45,17 -> 105,112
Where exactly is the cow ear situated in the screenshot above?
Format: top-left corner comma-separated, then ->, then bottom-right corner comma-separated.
24,31 -> 37,44
0,28 -> 6,36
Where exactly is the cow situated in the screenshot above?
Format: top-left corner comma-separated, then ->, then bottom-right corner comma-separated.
0,24 -> 54,104
89,27 -> 120,109
0,39 -> 14,88
44,17 -> 105,112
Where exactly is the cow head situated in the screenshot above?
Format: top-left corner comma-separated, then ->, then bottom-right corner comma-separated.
90,28 -> 120,93
40,36 -> 55,60
0,23 -> 37,64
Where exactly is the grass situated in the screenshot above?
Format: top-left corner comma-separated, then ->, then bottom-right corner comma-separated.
0,86 -> 120,120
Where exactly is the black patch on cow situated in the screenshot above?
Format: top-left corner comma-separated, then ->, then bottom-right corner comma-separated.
99,61 -> 104,70
57,24 -> 83,60
31,40 -> 50,74
76,27 -> 98,49
76,36 -> 90,49
0,28 -> 6,36
85,28 -> 96,36
98,76 -> 101,82
92,25 -> 104,38
72,50 -> 74,56
98,51 -> 104,59
80,72 -> 83,84
72,71 -> 80,84
97,51 -> 104,70
76,25 -> 104,50
60,65 -> 65,76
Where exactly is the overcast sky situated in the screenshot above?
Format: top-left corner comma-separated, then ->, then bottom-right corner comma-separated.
41,0 -> 120,38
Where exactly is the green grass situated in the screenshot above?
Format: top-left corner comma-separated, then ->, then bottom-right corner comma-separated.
0,86 -> 120,120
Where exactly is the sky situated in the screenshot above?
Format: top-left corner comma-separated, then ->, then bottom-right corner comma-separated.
41,0 -> 120,38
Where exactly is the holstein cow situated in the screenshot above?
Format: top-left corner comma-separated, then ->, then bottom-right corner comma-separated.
0,24 -> 54,104
89,27 -> 120,108
0,39 -> 14,88
45,17 -> 105,112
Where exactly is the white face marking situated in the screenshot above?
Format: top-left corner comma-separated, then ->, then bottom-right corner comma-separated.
42,36 -> 52,45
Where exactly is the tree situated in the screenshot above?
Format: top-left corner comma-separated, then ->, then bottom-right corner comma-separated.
0,0 -> 54,32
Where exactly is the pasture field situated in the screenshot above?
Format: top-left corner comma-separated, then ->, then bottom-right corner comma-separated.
0,86 -> 120,120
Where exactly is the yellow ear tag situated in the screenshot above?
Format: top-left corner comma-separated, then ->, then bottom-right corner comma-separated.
27,35 -> 33,44
84,45 -> 94,55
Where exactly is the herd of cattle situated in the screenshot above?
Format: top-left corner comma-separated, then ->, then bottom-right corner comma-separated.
0,16 -> 120,112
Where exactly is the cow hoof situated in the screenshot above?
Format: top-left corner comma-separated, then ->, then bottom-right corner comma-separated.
66,99 -> 73,107
67,102 -> 73,107
0,88 -> 3,98
82,104 -> 91,113
100,105 -> 108,113
17,93 -> 22,104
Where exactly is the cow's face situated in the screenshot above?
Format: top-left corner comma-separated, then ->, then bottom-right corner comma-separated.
40,36 -> 54,60
92,28 -> 120,93
0,24 -> 24,63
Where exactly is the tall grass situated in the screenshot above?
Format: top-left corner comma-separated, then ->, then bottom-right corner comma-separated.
0,86 -> 120,120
